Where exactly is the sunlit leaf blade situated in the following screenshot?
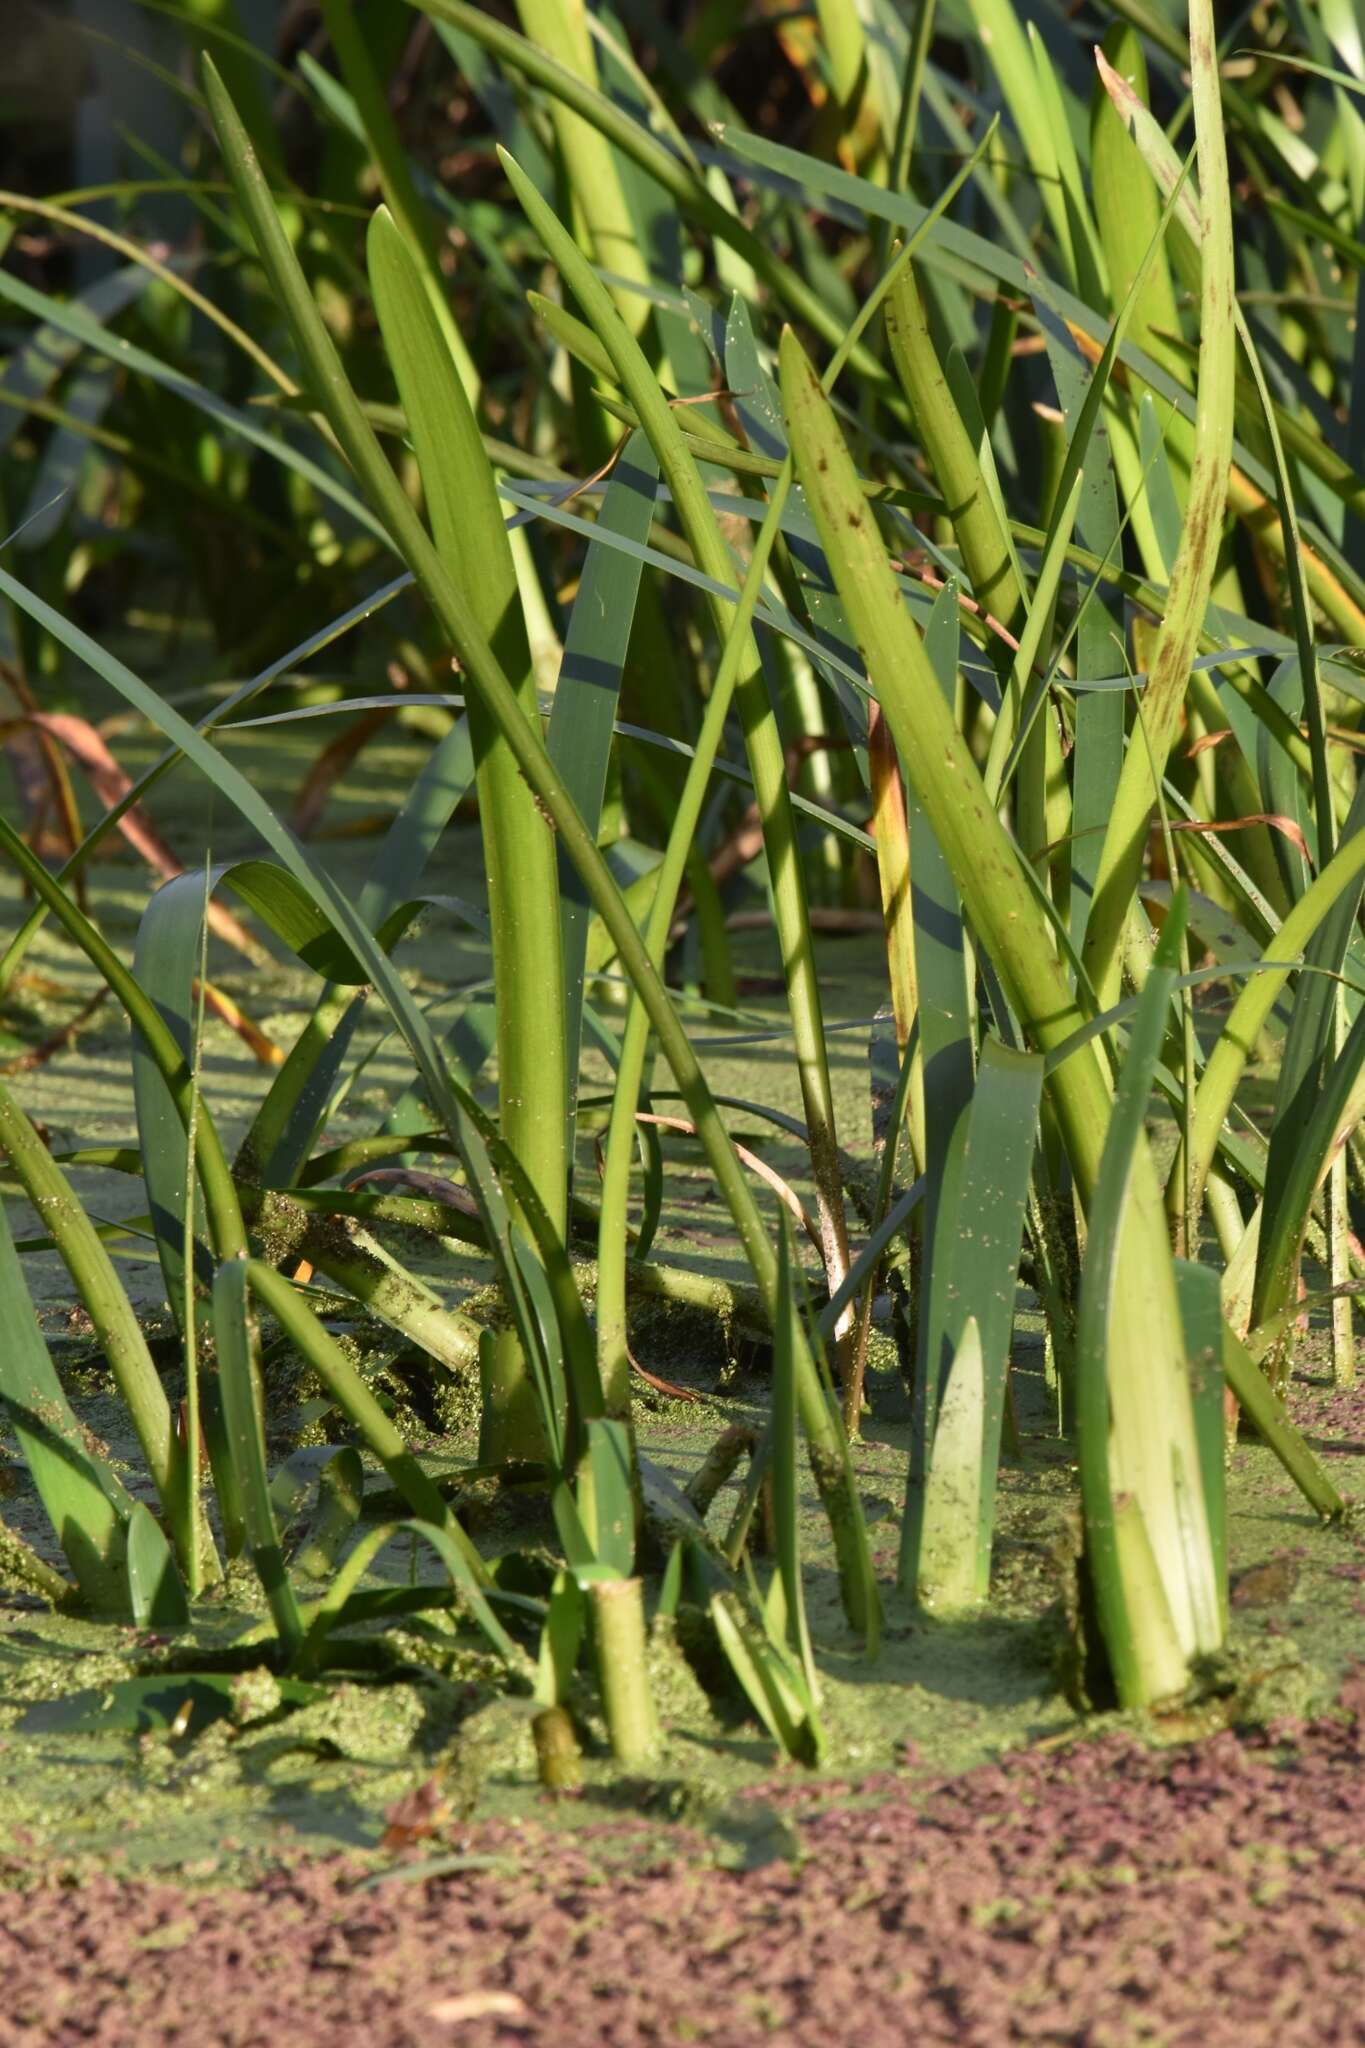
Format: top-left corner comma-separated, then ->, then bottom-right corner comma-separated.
125,1502 -> 190,1628
906,1038 -> 1044,1608
917,1317 -> 986,1616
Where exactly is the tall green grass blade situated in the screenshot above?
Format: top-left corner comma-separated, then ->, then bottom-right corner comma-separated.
0,1074 -> 189,1563
1221,1325 -> 1345,1521
0,1193 -> 129,1611
581,1418 -> 635,1579
1251,996 -> 1365,1375
1174,1259 -> 1226,1623
548,430 -> 658,1159
406,0 -> 897,397
0,573 -> 411,997
240,1261 -> 491,1577
0,187 -> 296,399
512,0 -> 654,338
534,1569 -> 585,1709
0,582 -> 571,1470
0,266 -> 149,454
716,121 -> 1365,633
298,1518 -> 525,1674
1026,22 -> 1107,305
708,1585 -> 822,1765
962,0 -> 1071,273
196,56 -> 893,1626
131,856 -> 423,1317
1178,826 -> 1365,1224
1258,778 -> 1365,1273
900,582 -> 972,1516
885,264 -> 1024,643
1080,6 -> 1236,1004
243,715 -> 478,1189
0,266 -> 386,545
1089,22 -> 1191,582
211,1260 -> 305,1657
771,1225 -> 822,1706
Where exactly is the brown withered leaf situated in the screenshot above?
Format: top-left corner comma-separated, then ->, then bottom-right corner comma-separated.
380,1771 -> 450,1852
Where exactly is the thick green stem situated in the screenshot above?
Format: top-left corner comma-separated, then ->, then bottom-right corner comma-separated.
317,0 -> 481,402
512,0 -> 653,337
590,1576 -> 658,1764
247,1187 -> 484,1373
369,207 -> 568,1463
497,151 -> 855,1383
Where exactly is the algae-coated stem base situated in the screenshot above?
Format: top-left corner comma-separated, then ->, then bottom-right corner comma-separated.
590,1576 -> 659,1766
533,1705 -> 585,1792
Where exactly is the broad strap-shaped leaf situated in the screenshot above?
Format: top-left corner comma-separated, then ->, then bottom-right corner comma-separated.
548,429 -> 659,1154
783,330 -> 1218,1677
917,1318 -> 986,1617
904,1038 -> 1044,1607
368,196 -> 568,1458
708,1583 -> 823,1766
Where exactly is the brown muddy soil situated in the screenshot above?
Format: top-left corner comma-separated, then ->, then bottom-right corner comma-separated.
4,1674 -> 1365,2048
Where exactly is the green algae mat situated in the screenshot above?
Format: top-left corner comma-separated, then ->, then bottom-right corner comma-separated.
2,1378 -> 1361,1886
